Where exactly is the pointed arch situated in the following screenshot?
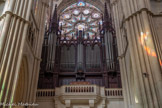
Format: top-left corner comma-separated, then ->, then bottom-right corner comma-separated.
57,0 -> 104,14
14,56 -> 29,103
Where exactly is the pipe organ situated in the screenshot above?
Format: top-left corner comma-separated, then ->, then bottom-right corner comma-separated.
38,3 -> 121,89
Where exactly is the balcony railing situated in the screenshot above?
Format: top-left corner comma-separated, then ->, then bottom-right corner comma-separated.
61,85 -> 99,95
36,89 -> 55,97
36,85 -> 123,99
105,88 -> 123,98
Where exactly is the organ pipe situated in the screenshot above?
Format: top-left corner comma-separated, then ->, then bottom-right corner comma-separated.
46,5 -> 58,72
103,3 -> 118,71
39,2 -> 121,87
76,30 -> 85,81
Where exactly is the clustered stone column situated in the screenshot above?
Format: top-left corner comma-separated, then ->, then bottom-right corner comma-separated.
111,0 -> 162,108
28,1 -> 49,107
0,0 -> 32,106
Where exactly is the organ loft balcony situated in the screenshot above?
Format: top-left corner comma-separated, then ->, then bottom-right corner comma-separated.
36,82 -> 123,108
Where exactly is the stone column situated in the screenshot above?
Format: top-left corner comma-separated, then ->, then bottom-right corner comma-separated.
111,1 -> 132,108
0,0 -> 33,106
65,100 -> 71,108
89,100 -> 95,108
0,0 -> 16,58
27,0 -> 49,107
111,0 -> 162,107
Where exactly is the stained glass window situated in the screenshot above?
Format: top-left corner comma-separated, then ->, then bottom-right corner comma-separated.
63,14 -> 71,19
83,9 -> 90,15
73,10 -> 80,15
92,13 -> 101,18
59,1 -> 102,39
75,23 -> 87,30
77,1 -> 85,6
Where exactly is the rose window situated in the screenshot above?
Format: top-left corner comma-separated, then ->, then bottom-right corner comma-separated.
59,1 -> 103,40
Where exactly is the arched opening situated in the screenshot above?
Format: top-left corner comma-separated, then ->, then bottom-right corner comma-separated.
13,57 -> 29,105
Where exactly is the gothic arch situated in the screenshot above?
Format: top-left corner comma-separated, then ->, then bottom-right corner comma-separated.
57,0 -> 104,14
14,56 -> 29,103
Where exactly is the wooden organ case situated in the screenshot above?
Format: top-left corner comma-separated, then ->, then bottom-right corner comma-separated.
38,3 -> 122,89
